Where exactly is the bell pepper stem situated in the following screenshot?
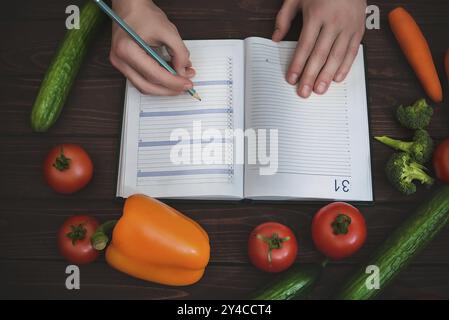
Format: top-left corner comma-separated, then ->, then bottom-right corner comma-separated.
91,220 -> 117,251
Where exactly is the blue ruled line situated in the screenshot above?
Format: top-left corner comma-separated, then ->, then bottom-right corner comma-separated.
193,80 -> 233,86
138,138 -> 233,148
137,168 -> 233,177
140,108 -> 232,117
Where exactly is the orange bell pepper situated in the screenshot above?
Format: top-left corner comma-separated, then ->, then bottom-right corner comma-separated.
92,194 -> 210,286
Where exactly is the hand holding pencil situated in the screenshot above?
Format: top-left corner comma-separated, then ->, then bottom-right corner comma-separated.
104,0 -> 200,99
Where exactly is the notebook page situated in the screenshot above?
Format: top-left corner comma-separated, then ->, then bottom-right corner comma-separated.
244,37 -> 372,201
117,40 -> 244,199
116,83 -> 130,197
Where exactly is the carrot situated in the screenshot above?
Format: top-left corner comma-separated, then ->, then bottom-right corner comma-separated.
388,7 -> 443,103
445,49 -> 449,86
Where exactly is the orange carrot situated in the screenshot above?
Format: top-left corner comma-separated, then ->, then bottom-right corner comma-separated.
389,7 -> 443,103
445,49 -> 449,86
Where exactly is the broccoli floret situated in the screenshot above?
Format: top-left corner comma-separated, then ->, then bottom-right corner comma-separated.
375,129 -> 434,164
385,152 -> 434,195
396,98 -> 433,130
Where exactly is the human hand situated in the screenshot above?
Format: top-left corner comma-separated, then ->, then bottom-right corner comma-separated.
110,0 -> 194,95
273,0 -> 367,98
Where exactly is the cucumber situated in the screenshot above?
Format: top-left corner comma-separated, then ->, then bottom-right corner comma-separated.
252,263 -> 324,300
336,186 -> 449,300
31,1 -> 104,132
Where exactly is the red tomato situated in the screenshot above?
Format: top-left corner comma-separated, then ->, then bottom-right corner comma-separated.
312,202 -> 366,260
58,215 -> 99,264
433,138 -> 449,184
248,222 -> 298,273
43,144 -> 93,194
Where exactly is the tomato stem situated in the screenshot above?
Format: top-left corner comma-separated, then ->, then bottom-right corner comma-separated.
53,147 -> 71,171
256,233 -> 290,264
91,220 -> 117,251
66,223 -> 87,246
331,214 -> 352,235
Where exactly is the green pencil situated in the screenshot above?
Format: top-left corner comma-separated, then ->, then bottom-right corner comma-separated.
92,0 -> 201,101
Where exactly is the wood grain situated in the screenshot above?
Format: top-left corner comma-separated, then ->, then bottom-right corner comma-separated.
0,0 -> 448,300
1,18 -> 448,82
1,77 -> 448,137
1,260 -> 449,300
2,0 -> 448,24
0,136 -> 444,202
1,200 -> 448,264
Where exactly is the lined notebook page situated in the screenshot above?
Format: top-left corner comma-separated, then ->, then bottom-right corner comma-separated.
244,37 -> 372,201
117,40 -> 244,199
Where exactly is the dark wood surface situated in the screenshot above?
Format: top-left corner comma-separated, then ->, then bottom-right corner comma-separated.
1,0 -> 448,300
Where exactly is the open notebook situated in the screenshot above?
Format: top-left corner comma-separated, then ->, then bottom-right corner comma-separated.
117,37 -> 373,201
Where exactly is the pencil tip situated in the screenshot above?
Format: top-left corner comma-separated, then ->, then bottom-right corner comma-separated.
193,93 -> 202,101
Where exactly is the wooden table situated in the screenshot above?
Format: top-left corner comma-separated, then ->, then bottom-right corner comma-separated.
1,0 -> 448,300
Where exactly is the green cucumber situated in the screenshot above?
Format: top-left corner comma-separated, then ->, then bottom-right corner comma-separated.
31,1 -> 104,132
252,263 -> 325,300
336,186 -> 449,300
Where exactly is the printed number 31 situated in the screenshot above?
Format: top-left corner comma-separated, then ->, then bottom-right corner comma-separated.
335,179 -> 350,193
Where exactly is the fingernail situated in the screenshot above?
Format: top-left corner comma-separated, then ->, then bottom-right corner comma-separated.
300,85 -> 312,98
316,82 -> 327,94
288,73 -> 299,84
184,83 -> 193,90
186,67 -> 196,78
335,73 -> 345,82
